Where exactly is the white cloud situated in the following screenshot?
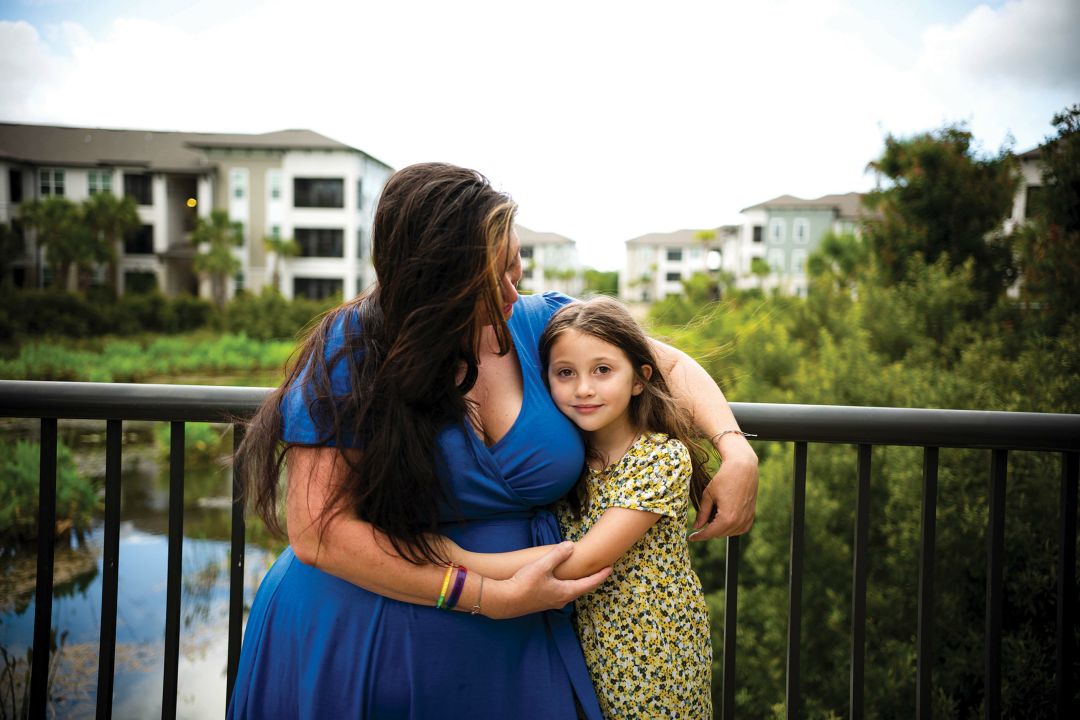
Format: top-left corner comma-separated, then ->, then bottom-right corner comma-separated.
920,0 -> 1080,93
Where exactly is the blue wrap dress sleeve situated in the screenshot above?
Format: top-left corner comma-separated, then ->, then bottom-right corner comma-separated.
227,292 -> 603,719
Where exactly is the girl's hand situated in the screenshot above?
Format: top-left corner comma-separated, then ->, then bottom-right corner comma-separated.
482,542 -> 611,619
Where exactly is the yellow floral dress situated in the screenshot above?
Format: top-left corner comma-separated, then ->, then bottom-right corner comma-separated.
557,432 -> 712,719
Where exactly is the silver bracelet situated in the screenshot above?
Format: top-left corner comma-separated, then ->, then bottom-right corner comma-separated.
710,429 -> 758,446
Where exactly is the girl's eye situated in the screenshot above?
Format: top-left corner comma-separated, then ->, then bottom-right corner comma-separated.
595,366 -> 611,375
556,368 -> 573,378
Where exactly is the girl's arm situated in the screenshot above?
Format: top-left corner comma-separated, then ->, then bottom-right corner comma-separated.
287,446 -> 612,618
648,338 -> 759,540
442,508 -> 660,581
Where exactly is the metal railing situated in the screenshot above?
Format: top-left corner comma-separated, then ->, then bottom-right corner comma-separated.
1,380 -> 1078,719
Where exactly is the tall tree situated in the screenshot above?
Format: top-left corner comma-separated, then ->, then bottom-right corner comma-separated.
83,192 -> 140,295
1016,104 -> 1080,333
192,210 -> 243,308
19,196 -> 92,290
864,126 -> 1019,303
262,233 -> 300,294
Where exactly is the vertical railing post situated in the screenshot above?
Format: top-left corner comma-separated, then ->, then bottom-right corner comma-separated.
227,424 -> 247,708
30,418 -> 58,718
1057,452 -> 1078,718
850,444 -> 872,720
786,442 -> 807,719
722,534 -> 740,719
96,419 -> 123,719
985,449 -> 1007,720
161,422 -> 185,720
916,447 -> 939,719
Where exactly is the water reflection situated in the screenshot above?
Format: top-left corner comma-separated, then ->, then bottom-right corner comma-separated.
0,419 -> 282,719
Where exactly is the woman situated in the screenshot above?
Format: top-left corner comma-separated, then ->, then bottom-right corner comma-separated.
228,163 -> 757,719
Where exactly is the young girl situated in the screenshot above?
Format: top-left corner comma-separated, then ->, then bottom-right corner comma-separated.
445,296 -> 714,718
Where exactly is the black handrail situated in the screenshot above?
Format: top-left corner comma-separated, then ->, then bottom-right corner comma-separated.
1,380 -> 1077,720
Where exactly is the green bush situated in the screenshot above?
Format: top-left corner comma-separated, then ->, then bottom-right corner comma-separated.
0,438 -> 98,544
220,288 -> 334,340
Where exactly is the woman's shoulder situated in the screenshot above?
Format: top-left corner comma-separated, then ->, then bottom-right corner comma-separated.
511,291 -> 577,338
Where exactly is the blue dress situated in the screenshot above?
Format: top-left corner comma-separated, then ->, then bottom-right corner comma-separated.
228,292 -> 603,719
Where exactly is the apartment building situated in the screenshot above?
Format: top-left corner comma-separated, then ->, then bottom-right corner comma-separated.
515,225 -> 582,297
620,227 -> 737,302
0,122 -> 392,300
736,192 -> 864,296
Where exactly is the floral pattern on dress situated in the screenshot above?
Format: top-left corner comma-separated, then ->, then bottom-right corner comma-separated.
557,432 -> 713,719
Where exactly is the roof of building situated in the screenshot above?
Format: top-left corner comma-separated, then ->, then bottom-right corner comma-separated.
515,224 -> 575,246
625,227 -> 723,247
0,122 -> 392,172
741,191 -> 865,219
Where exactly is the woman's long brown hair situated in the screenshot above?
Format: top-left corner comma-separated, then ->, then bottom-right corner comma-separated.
238,162 -> 516,564
538,296 -> 712,517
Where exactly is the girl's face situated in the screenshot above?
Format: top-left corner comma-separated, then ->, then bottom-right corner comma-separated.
546,329 -> 647,436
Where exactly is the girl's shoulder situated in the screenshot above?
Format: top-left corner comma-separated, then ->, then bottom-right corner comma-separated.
632,432 -> 691,467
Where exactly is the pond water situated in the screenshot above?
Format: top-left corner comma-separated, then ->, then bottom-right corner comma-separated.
0,415 -> 283,719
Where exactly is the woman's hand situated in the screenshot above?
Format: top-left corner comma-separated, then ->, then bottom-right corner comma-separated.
689,435 -> 759,541
483,542 -> 611,619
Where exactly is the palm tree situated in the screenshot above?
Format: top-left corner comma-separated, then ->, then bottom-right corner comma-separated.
20,196 -> 89,290
262,233 -> 300,294
750,256 -> 771,291
83,192 -> 140,295
191,210 -> 243,308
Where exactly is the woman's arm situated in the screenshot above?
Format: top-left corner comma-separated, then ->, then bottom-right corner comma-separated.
287,446 -> 611,618
441,507 -> 659,581
648,338 -> 760,540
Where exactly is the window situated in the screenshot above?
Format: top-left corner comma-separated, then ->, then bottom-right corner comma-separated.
356,179 -> 364,210
666,248 -> 683,262
124,174 -> 152,205
523,268 -> 534,280
231,169 -> 247,199
294,277 -> 343,300
1025,185 -> 1046,220
123,225 -> 155,255
269,171 -> 282,200
793,218 -> 809,244
125,271 -> 158,294
294,178 -> 344,208
234,271 -> 245,293
769,219 -> 785,243
356,229 -> 366,259
792,249 -> 808,274
270,225 -> 281,238
89,170 -> 113,195
767,248 -> 785,272
752,225 -> 763,243
520,245 -> 534,260
665,271 -> 682,282
9,170 -> 22,203
295,228 -> 344,257
40,169 -> 65,197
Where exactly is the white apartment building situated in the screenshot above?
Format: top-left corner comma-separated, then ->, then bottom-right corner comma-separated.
0,122 -> 392,300
515,225 -> 582,297
734,193 -> 865,296
620,227 -> 737,302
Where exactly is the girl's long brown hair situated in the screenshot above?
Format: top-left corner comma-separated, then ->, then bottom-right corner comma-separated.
238,162 -> 516,564
538,296 -> 711,517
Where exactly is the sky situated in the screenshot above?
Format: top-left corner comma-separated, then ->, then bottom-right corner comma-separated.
1,0 -> 1077,270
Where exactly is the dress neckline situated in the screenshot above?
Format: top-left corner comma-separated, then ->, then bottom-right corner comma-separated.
469,307 -> 527,451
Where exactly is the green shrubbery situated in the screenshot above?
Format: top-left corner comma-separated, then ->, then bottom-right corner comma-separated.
0,438 -> 97,544
0,333 -> 297,382
0,286 -> 335,345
